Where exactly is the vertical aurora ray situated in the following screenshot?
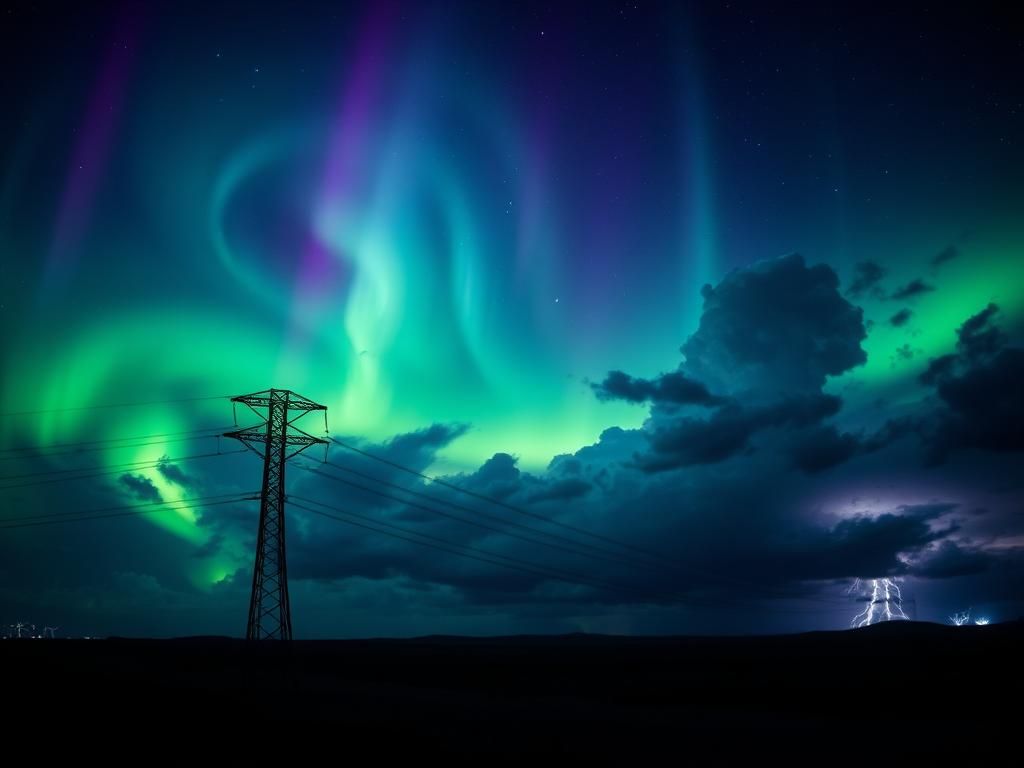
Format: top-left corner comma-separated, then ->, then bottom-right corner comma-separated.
39,6 -> 143,302
278,2 -> 400,383
676,33 -> 716,336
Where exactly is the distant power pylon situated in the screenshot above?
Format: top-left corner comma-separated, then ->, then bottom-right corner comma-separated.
225,389 -> 327,640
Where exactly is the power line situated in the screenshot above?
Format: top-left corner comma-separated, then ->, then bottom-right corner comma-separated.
288,496 -> 685,603
0,491 -> 256,523
0,448 -> 247,491
0,486 -> 854,615
325,439 -> 854,606
0,425 -> 233,457
312,458 -> 641,568
296,462 -> 647,565
296,460 -> 651,571
330,437 -> 685,563
0,428 -> 232,463
0,394 -> 229,419
0,495 -> 256,530
0,447 -> 242,482
297,466 -> 853,609
288,496 -> 854,614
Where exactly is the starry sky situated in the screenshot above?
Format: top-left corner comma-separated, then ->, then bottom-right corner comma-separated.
1,1 -> 1022,637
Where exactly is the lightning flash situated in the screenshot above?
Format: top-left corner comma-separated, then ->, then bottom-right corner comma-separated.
849,578 -> 909,627
950,609 -> 971,626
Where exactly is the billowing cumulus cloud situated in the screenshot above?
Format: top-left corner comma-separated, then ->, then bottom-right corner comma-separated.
681,254 -> 867,396
634,394 -> 842,472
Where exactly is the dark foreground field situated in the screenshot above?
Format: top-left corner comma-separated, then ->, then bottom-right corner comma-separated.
5,621 -> 1021,753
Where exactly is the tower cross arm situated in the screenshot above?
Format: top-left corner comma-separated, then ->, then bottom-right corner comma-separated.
230,390 -> 327,412
224,428 -> 327,447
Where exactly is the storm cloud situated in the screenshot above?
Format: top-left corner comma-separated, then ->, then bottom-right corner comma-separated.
592,370 -> 724,407
920,303 -> 1024,461
682,254 -> 867,396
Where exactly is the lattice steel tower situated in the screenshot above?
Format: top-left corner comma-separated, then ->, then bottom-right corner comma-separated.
225,389 -> 327,640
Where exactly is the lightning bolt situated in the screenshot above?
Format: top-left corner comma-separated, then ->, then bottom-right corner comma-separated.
849,578 -> 910,627
950,609 -> 971,626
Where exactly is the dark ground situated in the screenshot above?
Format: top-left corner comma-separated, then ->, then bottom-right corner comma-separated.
4,621 -> 1021,754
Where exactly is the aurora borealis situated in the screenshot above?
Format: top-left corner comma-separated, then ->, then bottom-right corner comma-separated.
1,1 -> 1022,638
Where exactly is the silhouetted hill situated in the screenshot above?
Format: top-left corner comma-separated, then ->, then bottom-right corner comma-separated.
6,621 -> 1021,754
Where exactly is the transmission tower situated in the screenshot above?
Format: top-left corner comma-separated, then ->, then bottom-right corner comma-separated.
225,389 -> 327,640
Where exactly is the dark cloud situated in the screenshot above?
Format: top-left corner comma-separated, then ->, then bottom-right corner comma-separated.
846,260 -> 886,298
156,457 -> 196,489
595,258 -> 891,477
374,423 -> 470,473
637,411 -> 757,471
465,453 -> 522,499
635,394 -> 842,472
682,254 -> 866,396
931,246 -> 960,267
119,473 -> 162,503
789,427 -> 861,474
860,417 -> 920,453
890,278 -> 934,300
527,478 -> 592,504
893,343 -> 915,361
777,504 -> 957,581
787,415 -> 918,475
441,451 -> 595,507
911,541 -> 993,578
889,308 -> 913,327
956,302 -> 1006,361
896,502 -> 961,518
285,438 -> 972,611
322,423 -> 473,502
920,304 -> 1024,461
592,370 -> 724,407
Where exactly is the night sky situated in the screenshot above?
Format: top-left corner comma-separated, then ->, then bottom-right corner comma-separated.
1,2 -> 1022,638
